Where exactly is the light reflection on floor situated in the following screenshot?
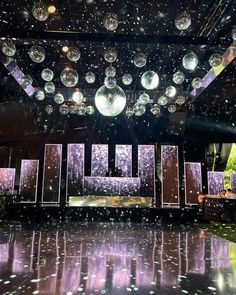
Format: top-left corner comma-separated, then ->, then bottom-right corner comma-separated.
0,223 -> 236,294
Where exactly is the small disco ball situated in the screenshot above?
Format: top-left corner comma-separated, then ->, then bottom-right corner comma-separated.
150,104 -> 161,116
173,71 -> 185,84
21,74 -> 33,88
176,96 -> 186,105
32,1 -> 49,21
141,71 -> 159,90
75,102 -> 86,116
29,45 -> 45,63
104,48 -> 118,63
1,40 -> 16,57
86,105 -> 95,115
104,13 -> 118,31
158,96 -> 168,106
69,104 -> 77,114
66,46 -> 81,62
85,72 -> 96,84
126,107 -> 134,117
104,76 -> 117,88
60,68 -> 78,87
72,91 -> 83,103
209,53 -> 222,67
232,26 -> 236,41
45,105 -> 53,115
133,103 -> 146,116
192,77 -> 202,89
122,74 -> 133,85
133,52 -> 147,68
41,68 -> 54,81
54,93 -> 64,104
59,104 -> 69,115
44,82 -> 55,93
175,12 -> 191,31
165,86 -> 177,98
105,66 -> 116,77
182,52 -> 198,70
168,104 -> 177,113
35,89 -> 45,101
138,93 -> 150,105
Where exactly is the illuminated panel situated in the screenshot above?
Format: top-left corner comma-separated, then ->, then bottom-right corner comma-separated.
42,144 -> 62,203
0,168 -> 15,194
66,144 -> 84,201
231,173 -> 236,193
115,145 -> 132,177
207,171 -> 224,195
161,145 -> 179,205
91,144 -> 108,177
138,145 -> 155,199
184,162 -> 202,205
19,160 -> 39,203
186,232 -> 205,274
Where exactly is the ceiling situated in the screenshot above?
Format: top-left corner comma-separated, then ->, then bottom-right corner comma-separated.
0,0 -> 236,142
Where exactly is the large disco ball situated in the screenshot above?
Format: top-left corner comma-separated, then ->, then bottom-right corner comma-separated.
173,71 -> 185,84
122,74 -> 133,85
1,40 -> 16,57
182,52 -> 198,70
209,53 -> 222,67
232,27 -> 236,41
59,104 -> 69,115
192,77 -> 202,89
32,1 -> 49,21
158,96 -> 168,106
44,82 -> 55,93
45,105 -> 53,115
29,45 -> 45,63
133,52 -> 147,68
60,68 -> 78,87
126,107 -> 134,117
138,93 -> 150,105
168,104 -> 177,113
86,105 -> 95,115
85,72 -> 96,84
75,102 -> 86,116
21,74 -> 33,88
95,85 -> 126,116
104,76 -> 117,88
35,89 -> 45,101
150,104 -> 161,116
104,48 -> 118,63
141,71 -> 159,90
165,86 -> 177,97
105,66 -> 116,77
66,47 -> 81,62
54,93 -> 64,104
41,68 -> 54,81
104,13 -> 118,31
133,103 -> 146,116
176,95 -> 186,105
175,12 -> 191,31
72,91 -> 83,103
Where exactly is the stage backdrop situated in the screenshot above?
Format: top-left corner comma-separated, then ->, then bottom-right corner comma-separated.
19,160 -> 39,203
91,144 -> 108,177
184,162 -> 202,205
207,171 -> 224,195
0,168 -> 15,194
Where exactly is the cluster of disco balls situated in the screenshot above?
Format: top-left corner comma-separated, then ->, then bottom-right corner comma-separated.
44,103 -> 95,116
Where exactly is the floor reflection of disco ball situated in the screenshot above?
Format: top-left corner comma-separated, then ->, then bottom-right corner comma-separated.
138,93 -> 150,105
209,53 -> 222,67
175,12 -> 191,30
133,103 -> 146,116
41,68 -> 54,81
168,104 -> 177,113
59,104 -> 69,115
158,96 -> 168,106
54,93 -> 64,104
104,76 -> 117,88
104,48 -> 118,62
60,68 -> 78,87
165,86 -> 176,97
141,71 -> 159,90
126,107 -> 134,117
44,82 -> 55,93
182,52 -> 198,70
104,13 -> 118,31
105,66 -> 116,77
29,45 -> 45,63
45,105 -> 53,115
151,104 -> 161,115
35,89 -> 45,101
21,74 -> 33,88
134,52 -> 147,68
85,72 -> 96,84
32,1 -> 49,21
95,85 -> 126,116
86,105 -> 95,115
173,71 -> 185,84
72,91 -> 83,103
2,40 -> 16,57
176,95 -> 186,105
66,47 -> 81,62
122,74 -> 133,85
75,102 -> 86,115
192,77 -> 202,89
232,27 -> 236,41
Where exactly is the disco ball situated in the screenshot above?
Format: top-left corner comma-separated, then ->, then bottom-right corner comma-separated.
29,45 -> 45,63
44,82 -> 55,93
175,12 -> 191,31
86,105 -> 95,115
66,47 -> 81,62
104,76 -> 117,88
45,105 -> 53,115
85,72 -> 96,84
105,66 -> 116,77
32,1 -> 49,21
182,52 -> 198,70
54,93 -> 64,104
209,53 -> 222,67
133,103 -> 146,116
69,104 -> 77,114
158,96 -> 168,106
141,71 -> 159,90
59,104 -> 69,115
75,102 -> 86,115
60,68 -> 78,87
72,91 -> 83,103
35,89 -> 45,101
173,71 -> 185,84
95,85 -> 126,116
122,74 -> 133,85
168,104 -> 177,113
21,74 -> 33,88
41,68 -> 54,81
150,104 -> 161,116
1,40 -> 16,57
126,107 -> 134,117
176,95 -> 186,105
104,48 -> 118,63
192,78 -> 202,89
165,86 -> 177,97
232,26 -> 236,41
133,52 -> 147,68
138,93 -> 150,105
104,13 -> 118,31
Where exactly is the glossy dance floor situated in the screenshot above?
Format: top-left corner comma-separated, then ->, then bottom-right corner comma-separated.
0,223 -> 236,295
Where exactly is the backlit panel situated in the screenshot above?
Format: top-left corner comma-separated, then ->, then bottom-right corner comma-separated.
91,144 -> 108,177
184,162 -> 202,205
0,168 -> 15,194
231,173 -> 236,193
115,145 -> 132,177
207,171 -> 224,195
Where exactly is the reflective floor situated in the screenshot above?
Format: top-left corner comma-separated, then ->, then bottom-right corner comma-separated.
0,223 -> 236,295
